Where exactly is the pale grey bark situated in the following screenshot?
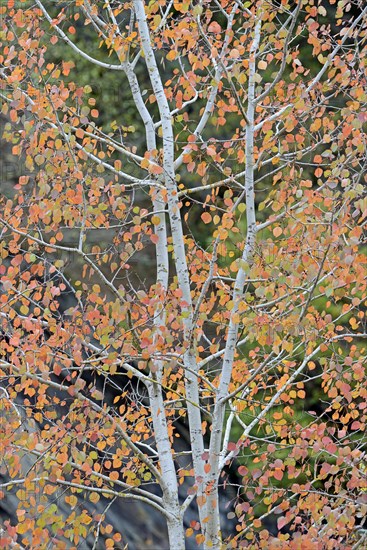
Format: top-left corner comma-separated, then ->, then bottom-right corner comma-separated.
203,17 -> 262,549
134,1 -> 201,545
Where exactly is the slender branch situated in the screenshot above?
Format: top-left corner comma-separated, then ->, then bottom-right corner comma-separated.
197,336 -> 249,369
7,363 -> 164,485
305,6 -> 367,95
35,0 -> 125,70
174,2 -> 239,170
0,218 -> 125,302
92,497 -> 117,550
255,1 -> 301,105
299,243 -> 331,321
221,344 -> 322,468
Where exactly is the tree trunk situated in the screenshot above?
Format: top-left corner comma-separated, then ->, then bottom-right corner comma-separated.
166,509 -> 185,550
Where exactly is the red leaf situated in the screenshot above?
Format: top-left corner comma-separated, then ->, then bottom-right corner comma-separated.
208,21 -> 221,34
277,517 -> 287,530
351,421 -> 361,430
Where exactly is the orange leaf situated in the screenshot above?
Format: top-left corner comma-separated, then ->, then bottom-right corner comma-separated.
197,162 -> 207,176
166,50 -> 177,61
201,212 -> 211,224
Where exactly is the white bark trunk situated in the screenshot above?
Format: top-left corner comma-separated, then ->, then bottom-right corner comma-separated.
125,16 -> 181,543
166,516 -> 186,550
134,0 -> 207,533
204,18 -> 262,550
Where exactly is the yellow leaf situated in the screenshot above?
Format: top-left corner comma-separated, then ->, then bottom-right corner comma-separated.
258,60 -> 267,70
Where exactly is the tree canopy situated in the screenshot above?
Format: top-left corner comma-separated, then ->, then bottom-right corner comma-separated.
1,0 -> 367,548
